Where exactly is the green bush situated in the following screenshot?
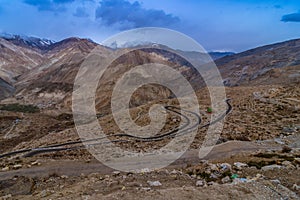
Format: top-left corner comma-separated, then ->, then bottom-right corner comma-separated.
0,103 -> 40,113
207,107 -> 213,113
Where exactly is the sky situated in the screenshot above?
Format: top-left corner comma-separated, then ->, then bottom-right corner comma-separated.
0,0 -> 300,52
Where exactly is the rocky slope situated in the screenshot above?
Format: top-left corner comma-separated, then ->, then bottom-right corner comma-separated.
0,37 -> 98,108
0,38 -> 45,85
0,78 -> 14,100
216,38 -> 300,86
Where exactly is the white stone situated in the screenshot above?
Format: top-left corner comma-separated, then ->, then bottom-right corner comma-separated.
13,164 -> 22,169
196,180 -> 205,187
147,181 -> 162,187
1,166 -> 9,171
234,162 -> 248,170
261,164 -> 281,171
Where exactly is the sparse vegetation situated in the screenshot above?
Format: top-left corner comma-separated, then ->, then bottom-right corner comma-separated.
0,103 -> 40,113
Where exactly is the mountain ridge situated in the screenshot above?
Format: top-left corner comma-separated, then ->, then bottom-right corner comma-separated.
215,38 -> 300,86
0,34 -> 299,106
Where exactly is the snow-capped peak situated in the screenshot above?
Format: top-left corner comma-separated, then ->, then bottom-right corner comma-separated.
0,32 -> 55,50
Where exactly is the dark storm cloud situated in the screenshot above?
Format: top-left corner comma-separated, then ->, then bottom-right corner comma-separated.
23,0 -> 74,11
95,0 -> 180,29
281,12 -> 300,22
73,7 -> 89,17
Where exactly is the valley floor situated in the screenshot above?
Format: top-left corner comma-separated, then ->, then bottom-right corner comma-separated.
0,84 -> 299,199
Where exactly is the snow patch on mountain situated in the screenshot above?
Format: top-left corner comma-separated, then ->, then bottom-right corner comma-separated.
0,32 -> 55,50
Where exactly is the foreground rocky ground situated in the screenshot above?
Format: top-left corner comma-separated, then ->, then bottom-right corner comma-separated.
0,84 -> 299,199
0,142 -> 299,199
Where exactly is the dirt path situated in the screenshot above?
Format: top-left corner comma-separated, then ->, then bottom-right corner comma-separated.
0,141 -> 278,180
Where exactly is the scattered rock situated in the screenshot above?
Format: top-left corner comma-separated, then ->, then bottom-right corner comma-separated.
2,166 -> 9,171
270,179 -> 281,184
291,148 -> 300,154
251,173 -> 264,181
108,181 -> 119,187
292,184 -> 299,191
140,168 -> 150,173
81,195 -> 91,200
220,163 -> 232,173
261,164 -> 281,171
234,162 -> 248,170
31,161 -> 41,166
209,164 -> 218,171
196,180 -> 205,187
141,187 -> 151,191
209,173 -> 219,180
127,182 -> 140,187
281,161 -> 291,166
112,171 -> 121,176
1,194 -> 12,199
147,181 -> 162,187
207,181 -> 218,186
60,175 -> 68,179
221,176 -> 231,184
12,164 -> 22,170
281,161 -> 295,169
281,146 -> 292,153
232,178 -> 249,184
191,174 -> 197,179
282,127 -> 294,133
274,138 -> 285,145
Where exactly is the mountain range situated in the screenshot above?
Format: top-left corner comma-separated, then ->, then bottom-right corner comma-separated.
0,34 -> 299,111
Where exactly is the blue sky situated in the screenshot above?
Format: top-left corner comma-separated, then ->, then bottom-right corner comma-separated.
0,0 -> 300,52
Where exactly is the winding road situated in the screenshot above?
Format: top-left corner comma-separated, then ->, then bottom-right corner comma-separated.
0,99 -> 232,159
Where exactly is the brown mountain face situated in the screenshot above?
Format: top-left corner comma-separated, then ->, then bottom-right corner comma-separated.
15,45 -> 203,111
14,38 -> 99,109
16,38 -> 98,85
0,36 -> 299,111
0,77 -> 14,100
0,38 -> 45,84
94,48 -> 203,113
216,39 -> 300,86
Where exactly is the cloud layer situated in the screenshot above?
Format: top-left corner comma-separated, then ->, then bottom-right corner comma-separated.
95,0 -> 180,29
23,0 -> 75,11
281,12 -> 300,22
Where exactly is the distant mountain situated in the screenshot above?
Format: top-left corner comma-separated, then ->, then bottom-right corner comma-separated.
0,33 -> 55,51
14,41 -> 201,111
106,40 -> 234,61
215,38 -> 300,86
15,37 -> 97,87
209,51 -> 235,60
0,34 -> 299,109
0,35 -> 97,83
0,37 -> 45,84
